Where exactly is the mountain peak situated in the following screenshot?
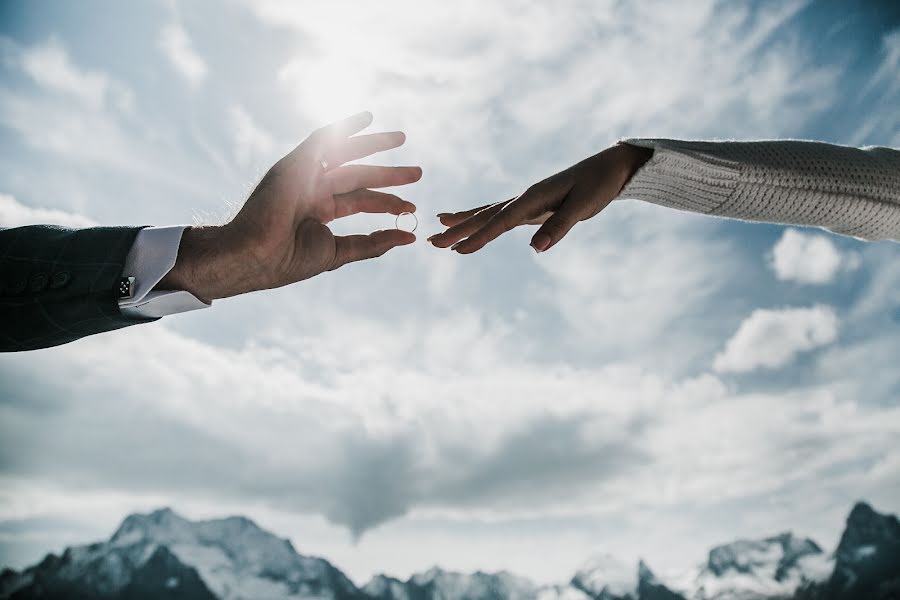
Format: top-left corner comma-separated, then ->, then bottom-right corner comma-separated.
705,531 -> 822,579
8,507 -> 362,600
848,500 -> 875,518
834,500 -> 900,568
572,554 -> 637,599
111,506 -> 191,547
637,559 -> 656,585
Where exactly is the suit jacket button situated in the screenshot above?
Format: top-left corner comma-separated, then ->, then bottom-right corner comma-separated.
29,273 -> 49,292
50,271 -> 71,289
6,277 -> 27,295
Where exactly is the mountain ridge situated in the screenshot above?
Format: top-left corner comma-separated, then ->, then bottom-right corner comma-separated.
2,501 -> 897,600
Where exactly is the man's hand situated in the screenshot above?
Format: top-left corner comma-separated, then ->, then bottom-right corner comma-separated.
159,112 -> 422,302
428,143 -> 651,254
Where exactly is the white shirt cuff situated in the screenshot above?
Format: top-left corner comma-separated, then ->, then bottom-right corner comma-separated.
118,226 -> 211,319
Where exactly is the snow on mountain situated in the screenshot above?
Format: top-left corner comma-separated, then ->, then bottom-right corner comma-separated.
363,574 -> 410,600
2,507 -> 363,600
535,583 -> 593,600
3,501 -> 898,600
110,507 -> 362,600
366,566 -> 539,600
0,539 -> 216,600
571,554 -> 639,599
666,532 -> 832,600
364,559 -> 686,600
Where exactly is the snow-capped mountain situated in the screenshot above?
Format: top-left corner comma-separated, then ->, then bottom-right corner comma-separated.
667,532 -> 832,600
365,567 -> 539,600
0,535 -> 216,600
569,555 -> 688,600
365,558 -> 681,600
1,502 -> 897,600
571,554 -> 640,600
1,507 -> 364,600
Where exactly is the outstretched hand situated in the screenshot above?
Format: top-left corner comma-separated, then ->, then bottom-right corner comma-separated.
429,143 -> 651,254
160,112 -> 422,302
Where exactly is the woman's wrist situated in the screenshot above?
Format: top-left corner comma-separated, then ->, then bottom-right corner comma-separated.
613,142 -> 654,189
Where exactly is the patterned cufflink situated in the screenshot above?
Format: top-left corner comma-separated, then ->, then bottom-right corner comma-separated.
117,276 -> 136,300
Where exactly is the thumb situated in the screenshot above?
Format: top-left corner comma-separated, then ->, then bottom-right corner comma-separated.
331,229 -> 416,271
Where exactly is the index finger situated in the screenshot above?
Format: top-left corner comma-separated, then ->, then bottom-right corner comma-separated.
330,131 -> 407,167
287,112 -> 375,164
437,200 -> 510,227
452,184 -> 561,254
317,111 -> 374,140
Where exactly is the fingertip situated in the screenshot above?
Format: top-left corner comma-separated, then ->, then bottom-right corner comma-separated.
452,240 -> 476,254
430,235 -> 452,248
411,166 -> 423,181
347,110 -> 373,133
530,232 -> 551,253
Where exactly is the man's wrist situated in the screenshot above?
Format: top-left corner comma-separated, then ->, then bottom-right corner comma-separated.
157,225 -> 229,303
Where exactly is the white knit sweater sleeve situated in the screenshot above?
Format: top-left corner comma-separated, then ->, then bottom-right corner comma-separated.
617,139 -> 900,241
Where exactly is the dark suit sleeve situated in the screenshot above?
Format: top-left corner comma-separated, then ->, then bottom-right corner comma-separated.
0,225 -> 158,352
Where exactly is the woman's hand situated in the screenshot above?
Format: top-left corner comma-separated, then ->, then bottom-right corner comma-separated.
429,143 -> 652,254
160,111 -> 423,302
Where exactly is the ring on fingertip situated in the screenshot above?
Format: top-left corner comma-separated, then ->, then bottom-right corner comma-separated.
395,212 -> 418,233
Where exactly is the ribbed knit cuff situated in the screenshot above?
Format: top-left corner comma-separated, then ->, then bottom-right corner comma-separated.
617,138 -> 743,215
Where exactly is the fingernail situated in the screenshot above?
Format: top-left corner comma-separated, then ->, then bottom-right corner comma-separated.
450,241 -> 462,251
531,233 -> 551,253
427,234 -> 439,242
437,213 -> 451,218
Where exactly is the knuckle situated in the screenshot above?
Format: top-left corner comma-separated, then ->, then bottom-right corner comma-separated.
541,220 -> 567,237
523,181 -> 546,197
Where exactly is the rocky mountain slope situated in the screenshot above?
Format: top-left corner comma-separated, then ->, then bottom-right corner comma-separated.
1,502 -> 896,600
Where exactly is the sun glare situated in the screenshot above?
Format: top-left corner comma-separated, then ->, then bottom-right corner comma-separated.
280,54 -> 373,123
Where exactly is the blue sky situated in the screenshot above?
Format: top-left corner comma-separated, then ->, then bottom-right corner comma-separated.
0,0 -> 898,586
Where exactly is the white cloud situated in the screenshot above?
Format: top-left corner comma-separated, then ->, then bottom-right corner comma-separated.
228,105 -> 276,167
0,89 -> 138,170
0,193 -> 96,228
713,305 -> 839,373
253,0 -> 838,184
3,316 -> 899,582
0,38 -> 142,170
530,202 -> 740,373
0,37 -> 222,199
2,0 -> 898,586
864,29 -> 900,97
769,228 -> 855,284
17,37 -> 133,112
158,24 -> 208,86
